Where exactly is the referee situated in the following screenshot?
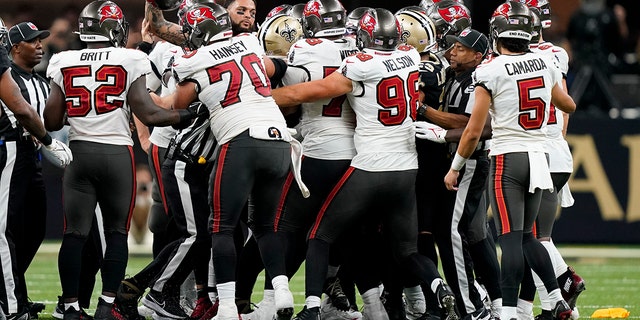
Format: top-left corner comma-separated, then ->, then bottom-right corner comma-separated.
1,21 -> 51,320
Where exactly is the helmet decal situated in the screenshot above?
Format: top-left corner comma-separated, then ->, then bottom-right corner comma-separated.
186,7 -> 218,26
492,3 -> 511,18
98,3 -> 124,25
438,5 -> 469,23
359,12 -> 376,39
303,0 -> 322,20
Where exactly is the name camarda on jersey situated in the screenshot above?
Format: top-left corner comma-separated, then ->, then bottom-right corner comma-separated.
504,57 -> 547,76
382,55 -> 416,72
208,41 -> 248,60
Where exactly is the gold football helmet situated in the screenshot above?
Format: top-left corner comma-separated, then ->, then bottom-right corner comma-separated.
396,7 -> 437,53
257,14 -> 304,57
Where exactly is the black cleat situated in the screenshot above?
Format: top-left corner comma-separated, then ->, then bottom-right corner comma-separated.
323,277 -> 351,312
114,279 -> 143,320
292,306 -> 320,320
559,266 -> 585,310
142,289 -> 188,319
551,301 -> 571,320
435,283 -> 459,320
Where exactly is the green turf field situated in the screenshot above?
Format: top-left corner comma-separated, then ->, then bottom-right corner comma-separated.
25,247 -> 640,319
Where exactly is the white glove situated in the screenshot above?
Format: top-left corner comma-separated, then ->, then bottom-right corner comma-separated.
42,139 -> 73,168
414,121 -> 447,143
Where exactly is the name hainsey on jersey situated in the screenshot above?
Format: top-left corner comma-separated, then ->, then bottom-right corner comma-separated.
47,48 -> 151,146
283,37 -> 358,160
338,45 -> 421,172
172,34 -> 289,145
473,52 -> 562,156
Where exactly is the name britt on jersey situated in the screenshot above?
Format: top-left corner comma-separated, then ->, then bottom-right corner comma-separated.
209,41 -> 248,60
81,51 -> 111,61
504,57 -> 547,76
382,55 -> 416,73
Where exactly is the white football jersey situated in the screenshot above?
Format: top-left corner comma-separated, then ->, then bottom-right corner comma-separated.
338,45 -> 421,172
531,42 -> 572,172
147,41 -> 181,148
173,34 -> 288,144
283,37 -> 359,160
473,52 -> 562,156
47,47 -> 151,146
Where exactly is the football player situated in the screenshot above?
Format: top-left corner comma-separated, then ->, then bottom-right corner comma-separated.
517,3 -> 585,320
168,4 -> 303,320
272,8 -> 459,320
443,2 -> 576,320
274,0 -> 361,319
43,1 -> 200,319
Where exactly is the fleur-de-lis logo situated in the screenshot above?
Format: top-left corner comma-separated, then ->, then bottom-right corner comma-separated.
98,4 -> 124,25
279,21 -> 298,43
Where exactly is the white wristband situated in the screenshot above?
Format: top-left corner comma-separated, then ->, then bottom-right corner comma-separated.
451,152 -> 467,171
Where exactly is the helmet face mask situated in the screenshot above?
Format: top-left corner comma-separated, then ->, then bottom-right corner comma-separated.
258,15 -> 304,57
302,0 -> 347,38
78,0 -> 129,47
529,6 -> 542,44
395,7 -> 437,53
356,8 -> 401,51
181,4 -> 233,50
426,0 -> 471,51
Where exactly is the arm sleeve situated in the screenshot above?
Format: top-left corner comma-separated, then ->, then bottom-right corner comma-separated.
0,46 -> 10,75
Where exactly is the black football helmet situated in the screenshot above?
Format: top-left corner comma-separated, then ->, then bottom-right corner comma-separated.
356,8 -> 401,51
177,0 -> 217,21
396,7 -> 437,53
149,0 -> 183,11
180,3 -> 232,50
302,0 -> 346,38
0,18 -> 7,47
489,1 -> 532,51
266,4 -> 294,20
512,0 -> 550,28
529,6 -> 542,44
426,0 -> 471,51
346,7 -> 372,36
78,0 -> 129,47
290,4 -> 306,23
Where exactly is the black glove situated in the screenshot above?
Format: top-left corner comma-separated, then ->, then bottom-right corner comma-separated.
173,102 -> 209,130
0,45 -> 11,75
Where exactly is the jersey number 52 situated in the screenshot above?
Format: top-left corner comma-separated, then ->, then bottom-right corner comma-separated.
61,65 -> 127,117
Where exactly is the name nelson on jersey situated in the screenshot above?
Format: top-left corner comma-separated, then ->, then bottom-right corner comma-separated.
504,56 -> 547,76
382,55 -> 416,73
208,40 -> 248,60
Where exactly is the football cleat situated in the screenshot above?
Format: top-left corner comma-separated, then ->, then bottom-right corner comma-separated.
200,298 -> 220,320
435,283 -> 459,320
551,301 -> 571,320
292,307 -> 320,320
559,267 -> 585,310
190,297 -> 213,320
94,298 -> 113,320
142,290 -> 188,319
114,279 -> 143,320
323,277 -> 351,312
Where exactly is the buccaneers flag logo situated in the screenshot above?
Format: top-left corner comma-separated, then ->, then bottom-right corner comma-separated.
359,12 -> 376,38
492,3 -> 511,18
186,7 -> 217,26
303,0 -> 322,20
438,5 -> 469,23
98,3 -> 124,25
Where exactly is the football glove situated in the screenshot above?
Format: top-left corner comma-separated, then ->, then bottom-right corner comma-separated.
42,139 -> 73,168
414,121 -> 447,143
174,102 -> 209,130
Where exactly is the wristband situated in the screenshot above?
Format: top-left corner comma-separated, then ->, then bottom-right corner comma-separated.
450,152 -> 467,171
417,104 -> 428,117
39,133 -> 53,146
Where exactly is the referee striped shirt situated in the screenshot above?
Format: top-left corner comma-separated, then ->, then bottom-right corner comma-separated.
0,62 -> 50,141
171,102 -> 216,163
